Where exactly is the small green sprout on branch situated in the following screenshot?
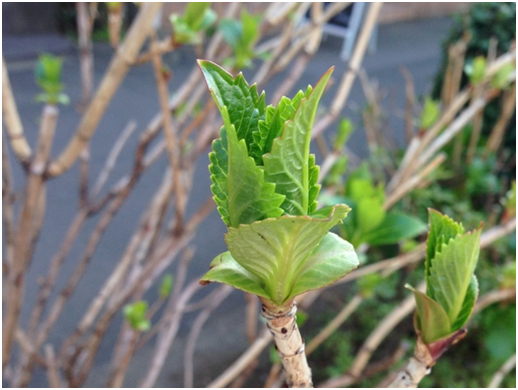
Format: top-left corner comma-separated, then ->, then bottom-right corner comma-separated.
390,209 -> 482,388
169,2 -> 216,46
197,61 -> 359,388
35,54 -> 69,105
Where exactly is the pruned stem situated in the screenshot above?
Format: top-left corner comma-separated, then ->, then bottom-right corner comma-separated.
387,338 -> 434,388
261,302 -> 312,388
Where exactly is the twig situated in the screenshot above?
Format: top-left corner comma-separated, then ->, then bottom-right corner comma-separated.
140,279 -> 201,387
2,136 -> 15,270
401,66 -> 416,143
245,293 -> 259,343
3,105 -> 58,370
184,285 -> 233,387
2,57 -> 32,165
91,120 -> 137,197
150,36 -> 185,236
306,294 -> 363,355
44,345 -> 63,388
319,281 -> 425,388
473,288 -> 516,315
47,2 -> 163,178
313,2 -> 383,139
384,153 -> 446,210
207,328 -> 273,388
485,83 -> 516,157
487,353 -> 516,388
76,2 -> 94,108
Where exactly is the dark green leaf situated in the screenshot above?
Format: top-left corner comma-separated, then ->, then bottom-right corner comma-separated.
362,212 -> 427,246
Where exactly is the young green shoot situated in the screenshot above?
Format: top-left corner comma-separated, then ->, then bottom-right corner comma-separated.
198,61 -> 359,387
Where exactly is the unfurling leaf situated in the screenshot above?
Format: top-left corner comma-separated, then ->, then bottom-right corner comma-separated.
123,301 -> 150,331
420,97 -> 441,129
410,210 -> 482,345
202,205 -> 358,306
199,62 -> 358,308
263,68 -> 332,215
159,274 -> 174,299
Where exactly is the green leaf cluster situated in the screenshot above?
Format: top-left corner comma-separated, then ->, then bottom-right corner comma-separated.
123,301 -> 150,331
158,274 -> 173,299
170,2 -> 216,45
198,61 -> 359,306
35,54 -> 69,105
220,10 -> 261,69
464,56 -> 487,85
407,209 -> 482,344
339,164 -> 427,247
419,97 -> 441,129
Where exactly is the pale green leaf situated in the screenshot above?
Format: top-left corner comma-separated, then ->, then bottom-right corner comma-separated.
289,232 -> 358,299
263,68 -> 333,215
428,228 -> 482,326
355,195 -> 385,235
183,2 -> 211,30
426,209 -> 465,298
225,119 -> 285,227
200,252 -> 269,298
407,284 -> 451,344
308,154 -> 320,214
159,274 -> 174,299
225,204 -> 350,305
362,212 -> 426,246
452,274 -> 478,331
420,97 -> 441,129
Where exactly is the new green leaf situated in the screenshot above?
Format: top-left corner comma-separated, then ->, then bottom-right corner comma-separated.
362,212 -> 426,246
428,229 -> 481,326
263,68 -> 333,215
225,204 -> 351,305
407,284 -> 451,344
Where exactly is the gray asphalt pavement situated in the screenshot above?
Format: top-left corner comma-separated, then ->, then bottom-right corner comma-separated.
3,15 -> 454,387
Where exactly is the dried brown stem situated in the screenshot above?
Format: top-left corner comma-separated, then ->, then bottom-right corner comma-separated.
184,285 -> 233,387
473,288 -> 516,315
401,66 -> 416,143
3,105 -> 58,370
47,2 -> 163,178
313,2 -> 383,139
245,293 -> 259,343
306,294 -> 363,356
151,37 -> 185,236
44,345 -> 63,388
485,83 -> 516,157
487,353 -> 516,388
76,2 -> 94,107
2,57 -> 32,164
319,282 -> 425,388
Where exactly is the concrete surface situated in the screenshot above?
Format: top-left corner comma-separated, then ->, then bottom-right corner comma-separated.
3,13 -> 454,388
